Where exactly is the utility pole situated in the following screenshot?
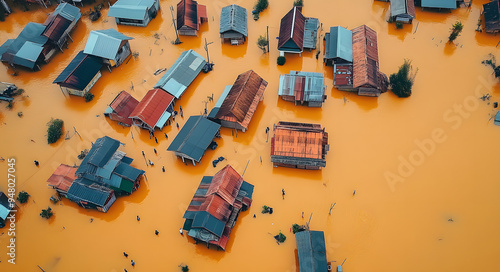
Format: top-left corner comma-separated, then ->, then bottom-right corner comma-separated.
266,25 -> 270,53
170,5 -> 181,44
204,38 -> 213,64
203,38 -> 214,72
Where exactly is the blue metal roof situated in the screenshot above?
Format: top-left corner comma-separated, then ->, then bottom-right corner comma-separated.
421,0 -> 456,9
0,192 -> 10,220
191,211 -> 225,237
167,116 -> 220,162
84,29 -> 133,60
14,41 -> 44,69
495,111 -> 500,126
303,17 -> 319,50
115,162 -> 145,181
108,0 -> 156,20
53,51 -> 102,90
67,180 -> 112,206
0,22 -> 48,69
325,26 -> 352,62
154,49 -> 206,99
208,85 -> 232,119
50,3 -> 82,22
220,4 -> 247,36
76,136 -> 121,175
296,231 -> 328,272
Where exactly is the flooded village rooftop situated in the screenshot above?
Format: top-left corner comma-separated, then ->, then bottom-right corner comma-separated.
1,0 -> 500,271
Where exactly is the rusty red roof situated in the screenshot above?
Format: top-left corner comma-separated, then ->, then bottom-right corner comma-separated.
352,25 -> 379,89
108,91 -> 139,126
177,0 -> 206,30
47,164 -> 77,193
199,194 -> 232,222
206,165 -> 243,205
271,121 -> 328,160
214,70 -> 267,130
129,88 -> 174,129
42,14 -> 71,42
278,7 -> 306,51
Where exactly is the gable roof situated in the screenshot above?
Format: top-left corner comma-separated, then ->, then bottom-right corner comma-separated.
214,70 -> 267,127
177,0 -> 200,30
0,22 -> 48,69
76,136 -> 121,175
325,26 -> 353,62
206,165 -> 243,205
67,180 -> 113,206
129,88 -> 175,129
296,231 -> 328,272
191,210 -> 225,237
219,4 -> 247,36
390,0 -> 416,18
421,0 -> 456,9
44,3 -> 81,24
46,164 -> 77,193
108,0 -> 156,20
278,6 -> 306,51
42,15 -> 72,41
107,91 -> 139,126
167,116 -> 220,162
84,29 -> 133,60
352,25 -> 379,89
278,71 -> 326,103
154,49 -> 206,99
53,51 -> 102,90
271,121 -> 328,161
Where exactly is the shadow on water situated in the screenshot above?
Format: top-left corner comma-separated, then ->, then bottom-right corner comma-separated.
331,88 -> 379,111
104,117 -> 131,137
277,53 -> 303,74
229,103 -> 267,145
474,31 -> 500,47
443,42 -> 457,56
271,166 -> 323,181
221,41 -> 248,59
387,23 -> 414,41
276,99 -> 323,122
116,11 -> 165,38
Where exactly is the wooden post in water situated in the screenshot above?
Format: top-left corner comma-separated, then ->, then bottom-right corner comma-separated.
37,265 -> 46,272
266,26 -> 270,53
329,202 -> 336,215
170,6 -> 181,44
242,160 -> 250,176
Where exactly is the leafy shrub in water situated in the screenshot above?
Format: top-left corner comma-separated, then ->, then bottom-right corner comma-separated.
47,119 -> 64,144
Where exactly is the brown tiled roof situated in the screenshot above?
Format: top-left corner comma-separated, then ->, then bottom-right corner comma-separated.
46,164 -> 77,193
352,25 -> 379,89
177,0 -> 201,30
214,70 -> 267,130
206,165 -> 243,205
278,6 -> 306,50
108,91 -> 139,126
129,89 -> 174,129
271,121 -> 327,160
42,14 -> 71,42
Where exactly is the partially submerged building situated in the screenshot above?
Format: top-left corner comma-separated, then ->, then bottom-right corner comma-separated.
167,115 -> 221,165
324,26 -> 352,66
270,121 -> 329,170
0,82 -> 17,102
104,91 -> 139,127
209,70 -> 267,132
219,4 -> 247,45
108,0 -> 160,27
277,6 -> 318,55
129,88 -> 175,132
0,3 -> 81,70
154,49 -> 206,99
0,192 -> 11,228
83,29 -> 133,68
46,164 -> 77,195
417,0 -> 457,10
182,165 -> 254,250
53,51 -> 103,97
295,230 -> 328,272
484,0 -> 500,33
390,0 -> 416,23
66,180 -> 116,213
278,71 -> 326,107
177,0 -> 208,36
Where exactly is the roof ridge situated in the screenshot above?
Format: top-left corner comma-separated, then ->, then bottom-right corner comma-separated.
228,70 -> 253,117
177,116 -> 203,151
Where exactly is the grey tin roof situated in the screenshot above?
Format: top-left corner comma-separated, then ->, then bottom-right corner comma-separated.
84,29 -> 133,60
219,4 -> 247,36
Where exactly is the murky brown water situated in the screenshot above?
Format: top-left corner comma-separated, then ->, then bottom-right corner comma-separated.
1,0 -> 500,271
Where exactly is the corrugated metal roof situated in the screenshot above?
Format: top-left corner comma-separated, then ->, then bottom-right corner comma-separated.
154,49 -> 206,98
42,15 -> 72,41
271,121 -> 327,160
129,88 -> 175,129
108,0 -> 156,20
46,164 -> 77,193
296,231 -> 328,272
0,22 -> 48,69
352,25 -> 379,89
115,162 -> 145,182
278,7 -> 305,51
303,17 -> 318,49
279,71 -> 325,103
390,0 -> 416,18
191,211 -> 225,237
484,1 -> 500,32
199,194 -> 232,221
76,136 -> 121,176
84,29 -> 133,60
219,4 -> 247,36
177,0 -> 204,30
206,165 -> 243,205
167,116 -> 220,162
326,26 -> 353,62
45,3 -> 81,23
14,41 -> 44,69
0,192 -> 10,220
67,180 -> 113,206
107,91 -> 139,126
208,85 -> 231,118
421,0 -> 456,9
53,51 -> 102,90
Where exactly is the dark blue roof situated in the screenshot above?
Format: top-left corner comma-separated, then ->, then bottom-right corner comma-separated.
53,51 -> 102,90
115,162 -> 145,181
76,136 -> 121,176
167,116 -> 220,162
0,22 -> 48,69
296,231 -> 328,272
240,181 -> 254,199
67,179 -> 112,206
191,211 -> 225,237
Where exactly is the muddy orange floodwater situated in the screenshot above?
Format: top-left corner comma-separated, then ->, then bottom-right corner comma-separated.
1,0 -> 500,271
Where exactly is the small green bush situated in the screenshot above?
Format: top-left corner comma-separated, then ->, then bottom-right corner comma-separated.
274,231 -> 286,243
84,92 -> 94,102
17,191 -> 30,204
277,56 -> 286,66
181,265 -> 189,272
262,205 -> 270,214
389,59 -> 418,98
448,21 -> 464,43
293,0 -> 303,6
40,207 -> 53,219
47,119 -> 64,144
257,35 -> 269,53
292,223 -> 306,234
255,0 -> 269,13
396,22 -> 403,29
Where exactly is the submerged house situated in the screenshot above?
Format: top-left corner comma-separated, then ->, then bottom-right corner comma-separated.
484,0 -> 500,33
182,165 -> 254,250
209,70 -> 267,132
295,230 -> 328,272
219,4 -> 247,45
53,51 -> 103,97
108,0 -> 160,27
177,0 -> 208,36
46,164 -> 77,195
277,6 -> 318,55
129,88 -> 175,132
324,26 -> 352,66
104,91 -> 139,127
0,3 -> 81,70
66,180 -> 116,212
417,0 -> 457,10
154,49 -> 206,99
167,115 -> 221,165
278,71 -> 326,107
0,192 -> 11,228
390,0 -> 416,23
84,29 -> 133,68
270,121 -> 329,170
